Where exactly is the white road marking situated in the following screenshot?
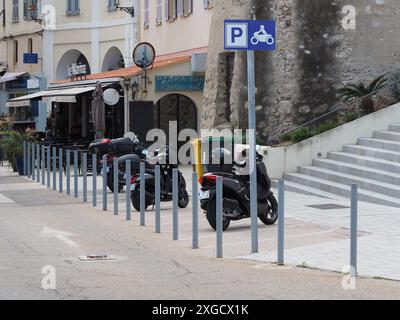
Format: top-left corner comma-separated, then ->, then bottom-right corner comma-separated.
40,227 -> 80,248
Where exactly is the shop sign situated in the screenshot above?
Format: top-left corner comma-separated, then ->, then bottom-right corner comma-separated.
67,63 -> 87,77
155,76 -> 205,92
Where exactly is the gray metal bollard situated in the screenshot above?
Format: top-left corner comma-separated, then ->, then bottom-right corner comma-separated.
155,165 -> 161,233
46,147 -> 51,188
59,149 -> 63,193
32,144 -> 35,181
113,158 -> 119,215
216,176 -> 223,258
350,184 -> 358,278
92,154 -> 97,207
82,153 -> 87,202
102,155 -> 107,211
192,172 -> 199,249
36,144 -> 40,183
277,180 -> 285,265
23,141 -> 27,176
74,151 -> 78,198
41,146 -> 45,185
52,147 -> 57,190
27,142 -> 31,178
126,160 -> 131,221
172,168 -> 179,241
66,150 -> 71,195
140,162 -> 146,226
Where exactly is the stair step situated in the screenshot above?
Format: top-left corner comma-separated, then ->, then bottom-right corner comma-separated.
373,130 -> 400,142
358,138 -> 400,153
271,180 -> 337,199
312,158 -> 400,185
343,145 -> 400,162
284,172 -> 400,208
328,151 -> 400,174
389,124 -> 400,132
298,166 -> 400,198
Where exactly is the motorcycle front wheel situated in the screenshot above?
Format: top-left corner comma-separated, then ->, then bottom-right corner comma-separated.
206,196 -> 231,231
259,193 -> 278,225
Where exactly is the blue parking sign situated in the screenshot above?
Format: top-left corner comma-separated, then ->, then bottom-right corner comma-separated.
224,20 -> 276,51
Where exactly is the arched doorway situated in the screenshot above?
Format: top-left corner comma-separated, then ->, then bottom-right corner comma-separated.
56,49 -> 91,80
102,47 -> 125,72
155,94 -> 198,136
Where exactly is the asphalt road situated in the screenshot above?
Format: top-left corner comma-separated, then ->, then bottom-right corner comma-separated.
1,170 -> 400,300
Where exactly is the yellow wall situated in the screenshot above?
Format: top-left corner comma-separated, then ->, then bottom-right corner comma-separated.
139,0 -> 213,56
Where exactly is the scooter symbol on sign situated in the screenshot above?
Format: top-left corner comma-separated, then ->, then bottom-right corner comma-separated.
251,25 -> 275,46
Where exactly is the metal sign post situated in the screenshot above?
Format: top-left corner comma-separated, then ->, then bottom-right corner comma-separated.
225,19 -> 276,254
247,49 -> 259,254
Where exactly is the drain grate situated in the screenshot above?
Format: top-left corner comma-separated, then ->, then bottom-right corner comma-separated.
78,254 -> 117,262
306,204 -> 350,210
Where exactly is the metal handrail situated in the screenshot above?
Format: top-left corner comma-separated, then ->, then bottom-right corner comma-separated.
274,78 -> 400,142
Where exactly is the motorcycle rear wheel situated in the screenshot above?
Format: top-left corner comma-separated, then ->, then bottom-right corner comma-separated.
178,188 -> 189,208
259,193 -> 278,225
206,197 -> 231,231
131,189 -> 153,212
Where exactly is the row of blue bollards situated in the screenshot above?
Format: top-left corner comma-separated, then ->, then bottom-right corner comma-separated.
22,141 -> 358,275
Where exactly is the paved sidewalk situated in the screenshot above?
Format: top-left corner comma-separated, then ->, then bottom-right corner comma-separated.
240,190 -> 400,281
1,164 -> 400,299
4,164 -> 400,281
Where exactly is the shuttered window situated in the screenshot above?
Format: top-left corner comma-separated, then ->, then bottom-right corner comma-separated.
144,0 -> 150,28
67,0 -> 80,16
156,0 -> 162,24
12,0 -> 19,23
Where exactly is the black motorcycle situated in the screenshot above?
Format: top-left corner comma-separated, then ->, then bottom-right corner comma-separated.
88,135 -> 147,193
130,149 -> 189,212
199,149 -> 278,231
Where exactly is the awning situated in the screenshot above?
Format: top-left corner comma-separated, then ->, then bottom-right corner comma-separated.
0,72 -> 28,84
7,90 -> 63,108
7,86 -> 99,107
42,86 -> 98,103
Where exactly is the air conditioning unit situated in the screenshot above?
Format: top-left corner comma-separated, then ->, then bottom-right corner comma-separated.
191,53 -> 208,73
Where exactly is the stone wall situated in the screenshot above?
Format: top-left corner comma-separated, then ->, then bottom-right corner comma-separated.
201,0 -> 400,143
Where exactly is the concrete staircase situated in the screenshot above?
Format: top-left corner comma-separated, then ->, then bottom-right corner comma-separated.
283,124 -> 400,207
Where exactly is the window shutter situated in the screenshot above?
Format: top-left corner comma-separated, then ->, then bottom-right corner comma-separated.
75,0 -> 80,13
144,0 -> 149,27
156,0 -> 162,22
177,0 -> 183,17
23,0 -> 28,20
187,0 -> 193,14
203,0 -> 209,9
165,0 -> 169,21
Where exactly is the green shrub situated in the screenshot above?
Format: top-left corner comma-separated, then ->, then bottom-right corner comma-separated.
315,121 -> 341,135
287,127 -> 313,143
343,111 -> 358,123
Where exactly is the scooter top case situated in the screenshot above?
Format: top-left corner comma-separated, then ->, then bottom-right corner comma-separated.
88,139 -> 112,155
109,138 -> 135,155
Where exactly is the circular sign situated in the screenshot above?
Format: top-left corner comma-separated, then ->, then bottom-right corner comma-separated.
103,88 -> 120,106
133,42 -> 156,70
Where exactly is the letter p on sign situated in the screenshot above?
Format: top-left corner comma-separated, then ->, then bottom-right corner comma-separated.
225,22 -> 248,49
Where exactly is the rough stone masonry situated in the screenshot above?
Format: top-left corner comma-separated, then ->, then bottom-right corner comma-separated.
201,0 -> 400,144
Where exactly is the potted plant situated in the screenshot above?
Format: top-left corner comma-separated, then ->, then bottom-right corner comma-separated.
0,130 -> 26,175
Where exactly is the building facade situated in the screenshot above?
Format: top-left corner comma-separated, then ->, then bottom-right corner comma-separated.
0,0 -> 45,129
137,0 -> 214,134
42,0 -> 137,82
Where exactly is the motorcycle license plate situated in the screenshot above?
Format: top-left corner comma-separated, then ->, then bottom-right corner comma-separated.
199,190 -> 210,200
101,167 -> 110,174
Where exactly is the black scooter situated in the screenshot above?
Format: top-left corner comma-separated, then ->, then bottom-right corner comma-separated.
130,149 -> 189,211
199,151 -> 278,231
88,135 -> 147,193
